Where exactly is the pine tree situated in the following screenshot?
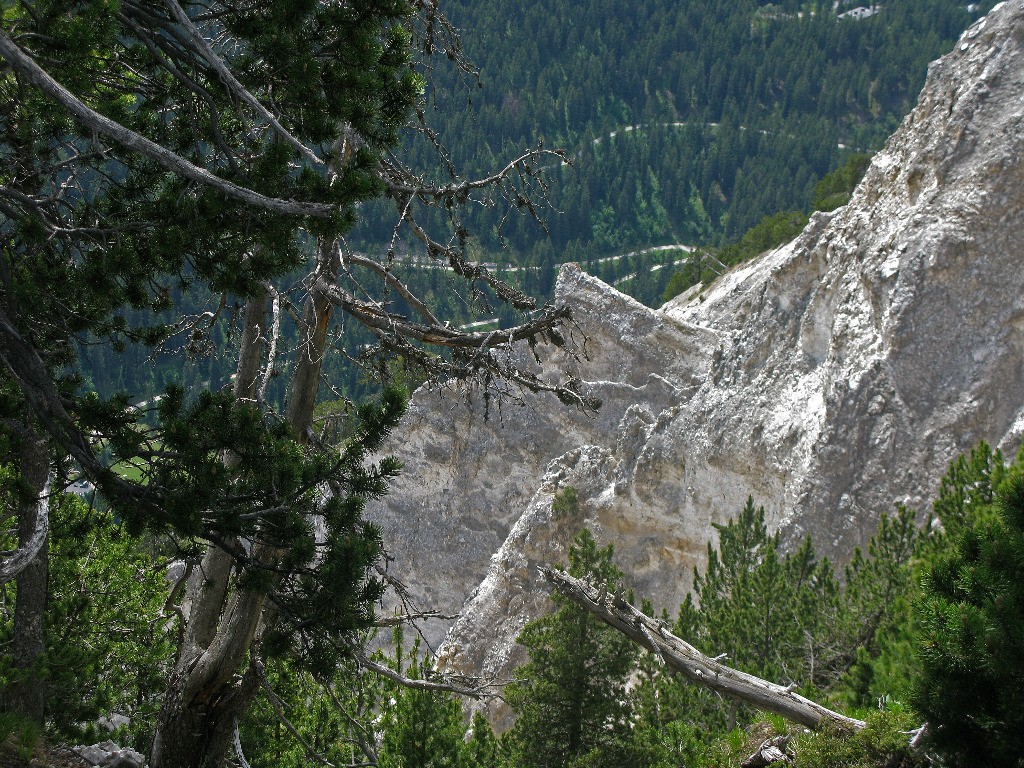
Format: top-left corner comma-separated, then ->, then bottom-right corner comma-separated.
834,505 -> 920,707
504,529 -> 640,768
930,441 -> 1005,539
379,636 -> 469,768
0,492 -> 174,748
629,604 -> 710,768
665,499 -> 842,730
464,712 -> 500,768
695,499 -> 824,682
1,4 -> 578,762
914,463 -> 1024,767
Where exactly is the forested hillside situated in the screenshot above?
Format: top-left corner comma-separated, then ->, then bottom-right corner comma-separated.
353,0 -> 992,277
3,0 -> 1021,765
82,0 -> 996,405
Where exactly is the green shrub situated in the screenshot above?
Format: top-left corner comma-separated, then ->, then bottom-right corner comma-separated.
792,708 -> 924,768
913,472 -> 1024,767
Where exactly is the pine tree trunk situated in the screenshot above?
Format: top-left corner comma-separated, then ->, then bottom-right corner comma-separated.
152,656 -> 258,768
5,420 -> 49,725
150,546 -> 269,767
152,239 -> 340,768
151,289 -> 270,768
285,238 -> 340,437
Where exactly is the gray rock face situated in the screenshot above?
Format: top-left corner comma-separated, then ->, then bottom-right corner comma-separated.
369,0 -> 1024,722
370,271 -> 707,639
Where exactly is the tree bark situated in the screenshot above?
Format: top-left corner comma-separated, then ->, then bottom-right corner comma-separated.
151,289 -> 271,768
0,468 -> 51,587
286,237 -> 340,438
152,240 -> 342,768
4,420 -> 51,726
541,567 -> 866,732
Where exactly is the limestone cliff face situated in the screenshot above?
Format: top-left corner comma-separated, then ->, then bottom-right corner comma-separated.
368,0 -> 1024,721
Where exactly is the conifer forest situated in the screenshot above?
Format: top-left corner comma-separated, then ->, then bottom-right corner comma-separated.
0,0 -> 1019,766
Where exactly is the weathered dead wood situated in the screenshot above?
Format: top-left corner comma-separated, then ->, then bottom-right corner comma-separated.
742,735 -> 792,767
0,470 -> 52,586
541,566 -> 866,732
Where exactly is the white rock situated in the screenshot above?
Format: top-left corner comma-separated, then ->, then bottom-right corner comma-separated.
73,741 -> 145,768
368,0 -> 1024,725
74,744 -> 110,766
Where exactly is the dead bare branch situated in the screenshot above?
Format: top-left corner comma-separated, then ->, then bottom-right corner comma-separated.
372,610 -> 457,627
258,283 -> 282,404
318,278 -> 570,349
232,718 -> 253,768
342,251 -> 442,327
352,647 -> 499,700
541,566 -> 867,732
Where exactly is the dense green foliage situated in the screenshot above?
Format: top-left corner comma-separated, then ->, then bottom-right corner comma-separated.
504,529 -> 642,768
0,493 -> 174,749
342,0 -> 992,305
687,502 -> 840,702
2,1 -> 1017,765
499,448 -> 1024,768
812,153 -> 874,212
0,12 -> 424,699
239,655 -> 387,768
790,707 -> 924,768
378,640 -> 470,768
488,499 -> 920,768
73,0 -> 994,408
0,1 -> 508,761
0,0 -> 421,531
4,443 -> 1019,768
238,629 -> 496,768
624,500 -> 919,763
913,453 -> 1024,766
404,0 -> 986,239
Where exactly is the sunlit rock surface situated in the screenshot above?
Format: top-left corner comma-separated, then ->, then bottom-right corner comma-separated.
368,0 -> 1024,724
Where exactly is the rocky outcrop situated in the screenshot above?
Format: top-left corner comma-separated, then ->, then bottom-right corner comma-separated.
73,741 -> 145,768
369,0 -> 1024,721
369,269 -> 711,641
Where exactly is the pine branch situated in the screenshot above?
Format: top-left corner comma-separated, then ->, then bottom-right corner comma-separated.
0,29 -> 337,219
162,0 -> 326,169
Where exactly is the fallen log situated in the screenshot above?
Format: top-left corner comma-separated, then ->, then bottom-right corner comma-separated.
541,566 -> 866,732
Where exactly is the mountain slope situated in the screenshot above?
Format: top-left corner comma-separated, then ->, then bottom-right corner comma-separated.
368,0 -> 1024,719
